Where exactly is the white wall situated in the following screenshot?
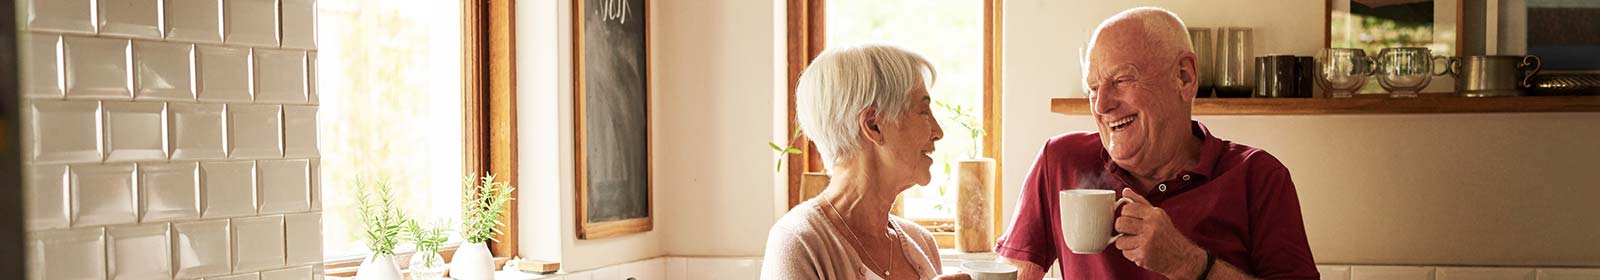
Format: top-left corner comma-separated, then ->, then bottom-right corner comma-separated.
19,0 -> 324,278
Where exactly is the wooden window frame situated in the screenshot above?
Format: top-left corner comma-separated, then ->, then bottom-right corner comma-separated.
324,0 -> 518,276
785,0 -> 1006,246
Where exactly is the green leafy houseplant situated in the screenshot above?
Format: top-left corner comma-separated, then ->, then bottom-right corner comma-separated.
769,127 -> 805,172
933,100 -> 986,159
357,179 -> 408,257
461,173 -> 515,243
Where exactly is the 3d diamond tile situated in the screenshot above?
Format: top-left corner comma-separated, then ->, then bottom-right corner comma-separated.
98,0 -> 163,39
174,219 -> 231,278
224,0 -> 281,47
258,159 -> 309,214
233,215 -> 285,272
134,41 -> 197,101
169,103 -> 227,160
165,0 -> 223,43
32,100 -> 102,164
308,159 -> 320,210
141,162 -> 201,222
281,0 -> 316,50
108,223 -> 172,280
306,52 -> 317,105
28,227 -> 106,280
63,36 -> 132,99
27,165 -> 70,230
25,33 -> 64,98
210,273 -> 261,280
70,163 -> 137,227
228,104 -> 282,159
197,46 -> 253,102
261,265 -> 312,280
34,101 -> 109,164
282,105 -> 317,158
25,0 -> 94,34
201,161 -> 257,218
103,101 -> 168,162
283,212 -> 321,265
254,50 -> 307,103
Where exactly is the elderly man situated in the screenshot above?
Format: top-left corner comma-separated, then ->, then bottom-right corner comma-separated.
995,8 -> 1319,280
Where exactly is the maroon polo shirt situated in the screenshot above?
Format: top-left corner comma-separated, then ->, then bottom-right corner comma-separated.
996,121 -> 1318,279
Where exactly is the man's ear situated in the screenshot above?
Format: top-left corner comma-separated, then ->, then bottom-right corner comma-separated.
859,106 -> 884,146
1177,52 -> 1199,103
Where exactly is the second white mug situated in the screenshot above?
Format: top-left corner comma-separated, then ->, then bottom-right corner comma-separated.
1059,189 -> 1133,254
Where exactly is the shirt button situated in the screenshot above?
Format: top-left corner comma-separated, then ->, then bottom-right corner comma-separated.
1158,184 -> 1168,192
1182,174 -> 1192,181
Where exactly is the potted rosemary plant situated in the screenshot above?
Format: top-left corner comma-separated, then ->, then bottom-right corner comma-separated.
405,220 -> 450,279
356,179 -> 407,280
450,173 -> 515,280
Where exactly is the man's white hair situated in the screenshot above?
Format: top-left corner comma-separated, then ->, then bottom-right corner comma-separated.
795,43 -> 936,170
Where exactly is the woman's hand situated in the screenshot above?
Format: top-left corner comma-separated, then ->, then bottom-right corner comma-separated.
932,273 -> 971,280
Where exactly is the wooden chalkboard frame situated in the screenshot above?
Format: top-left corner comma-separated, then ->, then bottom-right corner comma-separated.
573,0 -> 653,240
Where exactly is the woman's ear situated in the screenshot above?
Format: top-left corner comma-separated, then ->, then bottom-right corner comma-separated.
859,106 -> 884,145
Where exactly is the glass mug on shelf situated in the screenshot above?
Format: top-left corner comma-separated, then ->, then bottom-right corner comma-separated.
1314,48 -> 1376,98
1059,189 -> 1133,254
1376,47 -> 1449,97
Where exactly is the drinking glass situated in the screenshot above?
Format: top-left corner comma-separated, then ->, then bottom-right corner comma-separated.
1314,48 -> 1375,98
1188,27 -> 1215,97
1213,27 -> 1254,97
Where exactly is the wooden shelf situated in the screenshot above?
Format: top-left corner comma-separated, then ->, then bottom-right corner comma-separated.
1050,95 -> 1600,115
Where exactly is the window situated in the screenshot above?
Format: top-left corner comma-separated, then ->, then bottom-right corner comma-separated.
787,0 -> 1003,247
826,0 -> 984,220
317,0 -> 466,262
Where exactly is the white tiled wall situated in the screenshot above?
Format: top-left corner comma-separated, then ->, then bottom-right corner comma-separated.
21,0 -> 321,279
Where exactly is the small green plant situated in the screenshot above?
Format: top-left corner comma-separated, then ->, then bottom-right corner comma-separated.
769,127 -> 804,172
357,178 -> 408,256
933,100 -> 986,159
461,173 -> 515,244
404,219 -> 451,264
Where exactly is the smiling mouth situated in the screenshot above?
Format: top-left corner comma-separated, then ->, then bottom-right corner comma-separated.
1109,114 -> 1138,131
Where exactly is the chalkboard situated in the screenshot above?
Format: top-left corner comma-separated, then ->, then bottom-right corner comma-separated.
574,0 -> 651,240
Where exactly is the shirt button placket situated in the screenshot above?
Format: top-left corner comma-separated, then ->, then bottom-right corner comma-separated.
1158,183 -> 1168,192
1182,174 -> 1192,181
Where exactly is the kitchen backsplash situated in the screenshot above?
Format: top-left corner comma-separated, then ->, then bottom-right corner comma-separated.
20,0 -> 322,279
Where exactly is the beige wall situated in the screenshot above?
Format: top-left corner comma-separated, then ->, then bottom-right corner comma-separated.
1001,0 -> 1600,266
523,0 -> 1600,268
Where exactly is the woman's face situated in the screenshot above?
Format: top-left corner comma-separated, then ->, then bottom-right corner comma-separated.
872,82 -> 944,187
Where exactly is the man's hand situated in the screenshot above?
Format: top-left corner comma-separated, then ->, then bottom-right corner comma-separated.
1113,188 -> 1208,279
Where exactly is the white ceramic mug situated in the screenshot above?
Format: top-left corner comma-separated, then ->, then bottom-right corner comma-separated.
960,261 -> 1018,280
1059,189 -> 1133,254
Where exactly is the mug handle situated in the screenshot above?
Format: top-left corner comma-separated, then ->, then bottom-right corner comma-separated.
1521,55 -> 1543,88
1446,57 -> 1462,78
1105,197 -> 1135,246
1431,55 -> 1452,76
1362,55 -> 1378,76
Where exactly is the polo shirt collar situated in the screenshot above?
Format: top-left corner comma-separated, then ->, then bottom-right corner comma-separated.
1099,121 -> 1226,191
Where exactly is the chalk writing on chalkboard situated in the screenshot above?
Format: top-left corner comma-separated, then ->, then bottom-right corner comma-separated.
598,0 -> 630,24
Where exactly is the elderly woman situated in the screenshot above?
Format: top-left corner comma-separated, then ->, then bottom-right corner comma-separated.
761,43 -> 966,280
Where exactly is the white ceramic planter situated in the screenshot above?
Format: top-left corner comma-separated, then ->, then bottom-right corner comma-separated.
449,241 -> 495,280
356,254 -> 403,280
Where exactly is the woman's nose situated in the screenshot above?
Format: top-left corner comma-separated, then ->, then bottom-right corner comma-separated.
931,118 -> 945,141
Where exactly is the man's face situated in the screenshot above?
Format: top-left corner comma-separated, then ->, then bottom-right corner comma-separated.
1084,25 -> 1195,166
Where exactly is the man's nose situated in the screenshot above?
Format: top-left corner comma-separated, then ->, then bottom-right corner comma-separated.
1092,90 -> 1120,115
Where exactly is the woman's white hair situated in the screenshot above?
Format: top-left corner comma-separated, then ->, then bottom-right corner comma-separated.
795,43 -> 936,170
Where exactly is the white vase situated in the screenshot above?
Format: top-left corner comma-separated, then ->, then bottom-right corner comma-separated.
356,254 -> 403,280
449,241 -> 495,280
408,250 -> 447,280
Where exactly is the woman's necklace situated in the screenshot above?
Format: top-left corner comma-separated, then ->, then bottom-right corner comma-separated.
818,196 -> 902,277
